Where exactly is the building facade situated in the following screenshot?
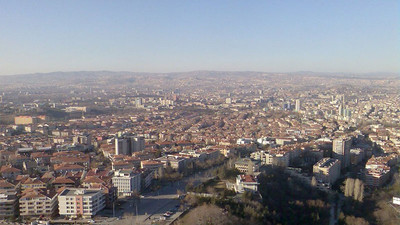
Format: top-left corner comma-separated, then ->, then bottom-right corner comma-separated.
19,189 -> 58,217
313,158 -> 341,184
112,169 -> 141,196
58,188 -> 105,218
332,137 -> 351,169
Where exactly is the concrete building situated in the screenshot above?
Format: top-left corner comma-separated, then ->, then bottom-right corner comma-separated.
235,174 -> 259,193
250,151 -> 266,162
73,133 -> 92,146
14,116 -> 34,125
112,169 -> 141,196
265,151 -> 290,167
350,148 -> 364,165
332,137 -> 351,169
234,158 -> 260,174
364,166 -> 390,187
0,192 -> 17,219
58,188 -> 105,218
19,189 -> 58,217
0,180 -> 18,218
313,158 -> 341,184
141,160 -> 164,178
295,99 -> 301,112
115,135 -> 145,155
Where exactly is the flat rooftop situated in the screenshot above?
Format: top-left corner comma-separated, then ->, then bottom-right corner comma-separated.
59,188 -> 100,197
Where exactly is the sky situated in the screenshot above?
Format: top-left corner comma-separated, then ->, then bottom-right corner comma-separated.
0,0 -> 399,75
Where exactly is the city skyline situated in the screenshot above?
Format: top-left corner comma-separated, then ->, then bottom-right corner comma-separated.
1,0 -> 399,75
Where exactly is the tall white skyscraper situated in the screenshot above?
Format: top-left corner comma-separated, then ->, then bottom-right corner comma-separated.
295,99 -> 301,112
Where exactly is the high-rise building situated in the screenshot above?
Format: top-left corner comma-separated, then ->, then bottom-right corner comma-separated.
332,137 -> 351,169
313,158 -> 341,184
135,98 -> 143,108
295,99 -> 301,112
115,135 -> 145,155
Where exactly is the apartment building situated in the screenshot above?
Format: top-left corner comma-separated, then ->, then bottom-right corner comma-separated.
313,158 -> 341,184
234,158 -> 260,174
19,189 -> 58,217
141,160 -> 164,178
58,188 -> 105,218
0,192 -> 17,218
332,137 -> 352,169
112,169 -> 141,196
364,166 -> 390,187
265,151 -> 290,167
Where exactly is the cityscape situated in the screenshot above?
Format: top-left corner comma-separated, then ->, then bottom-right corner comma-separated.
0,71 -> 399,225
1,1 -> 399,225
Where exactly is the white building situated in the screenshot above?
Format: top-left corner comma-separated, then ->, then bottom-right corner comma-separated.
235,175 -> 259,193
58,188 -> 105,218
256,137 -> 275,146
393,197 -> 400,206
236,138 -> 254,145
295,99 -> 301,112
112,169 -> 141,196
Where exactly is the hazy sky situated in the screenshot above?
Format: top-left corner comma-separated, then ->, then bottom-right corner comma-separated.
1,0 -> 399,75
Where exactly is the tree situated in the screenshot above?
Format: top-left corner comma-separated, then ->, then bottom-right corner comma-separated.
154,149 -> 162,158
353,179 -> 364,202
345,178 -> 355,198
311,176 -> 317,187
344,178 -> 364,202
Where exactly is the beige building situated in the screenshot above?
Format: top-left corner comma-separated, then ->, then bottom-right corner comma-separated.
19,189 -> 58,217
141,160 -> 164,178
265,151 -> 290,167
313,158 -> 341,184
234,158 -> 260,174
14,116 -> 34,125
21,178 -> 47,190
58,188 -> 105,218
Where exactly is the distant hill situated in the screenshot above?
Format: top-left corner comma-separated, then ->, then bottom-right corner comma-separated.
0,70 -> 397,89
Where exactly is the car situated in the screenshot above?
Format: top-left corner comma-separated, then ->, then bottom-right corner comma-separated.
163,212 -> 171,217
